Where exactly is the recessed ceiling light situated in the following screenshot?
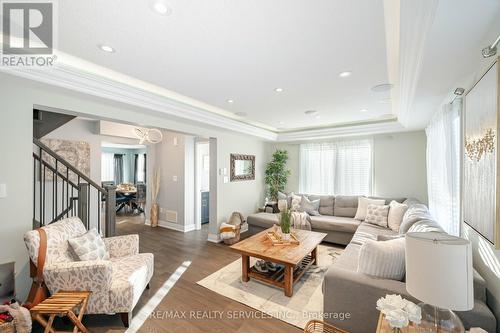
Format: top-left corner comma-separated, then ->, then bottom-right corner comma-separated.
98,44 -> 115,53
379,98 -> 392,104
315,115 -> 321,119
226,99 -> 234,104
279,121 -> 285,125
151,0 -> 172,15
371,83 -> 394,92
275,88 -> 283,92
235,112 -> 246,117
360,109 -> 368,112
338,71 -> 352,78
305,110 -> 319,116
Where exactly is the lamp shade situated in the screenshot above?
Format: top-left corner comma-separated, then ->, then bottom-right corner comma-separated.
405,232 -> 473,311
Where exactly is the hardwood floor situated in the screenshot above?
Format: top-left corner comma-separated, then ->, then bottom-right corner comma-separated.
36,214 -> 303,332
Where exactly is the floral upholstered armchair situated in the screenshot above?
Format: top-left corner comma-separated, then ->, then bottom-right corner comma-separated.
24,217 -> 154,327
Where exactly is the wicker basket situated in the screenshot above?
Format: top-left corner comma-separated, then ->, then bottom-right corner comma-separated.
0,321 -> 16,333
223,224 -> 241,245
303,320 -> 349,333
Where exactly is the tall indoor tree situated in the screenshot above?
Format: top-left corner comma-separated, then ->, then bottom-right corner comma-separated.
265,150 -> 291,201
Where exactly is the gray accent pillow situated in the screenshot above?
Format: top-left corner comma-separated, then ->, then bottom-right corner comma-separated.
299,196 -> 320,216
357,237 -> 406,280
308,195 -> 335,216
68,228 -> 110,261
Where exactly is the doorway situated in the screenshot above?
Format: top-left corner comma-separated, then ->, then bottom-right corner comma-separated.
195,140 -> 210,230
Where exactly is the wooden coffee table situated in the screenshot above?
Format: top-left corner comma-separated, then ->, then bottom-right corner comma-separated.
230,228 -> 327,297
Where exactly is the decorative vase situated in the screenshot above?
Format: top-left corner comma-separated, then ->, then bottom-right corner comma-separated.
281,232 -> 291,242
151,203 -> 159,227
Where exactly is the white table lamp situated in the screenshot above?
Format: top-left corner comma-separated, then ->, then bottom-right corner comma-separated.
406,232 -> 473,332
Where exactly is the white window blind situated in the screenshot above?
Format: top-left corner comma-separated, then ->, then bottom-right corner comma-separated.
299,139 -> 373,195
101,152 -> 115,182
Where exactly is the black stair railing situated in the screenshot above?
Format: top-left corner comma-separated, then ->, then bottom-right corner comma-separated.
32,138 -> 116,236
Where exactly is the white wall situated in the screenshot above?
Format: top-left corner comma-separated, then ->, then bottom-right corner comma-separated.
0,72 -> 267,300
373,131 -> 428,202
210,134 -> 267,235
266,131 -> 428,202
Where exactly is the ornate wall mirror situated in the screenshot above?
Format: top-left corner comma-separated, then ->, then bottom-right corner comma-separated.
230,154 -> 255,181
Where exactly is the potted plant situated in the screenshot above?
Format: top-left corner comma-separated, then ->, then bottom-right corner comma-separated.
150,168 -> 161,227
280,208 -> 292,241
265,150 -> 291,202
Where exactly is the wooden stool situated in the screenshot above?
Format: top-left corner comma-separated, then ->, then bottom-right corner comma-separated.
30,291 -> 91,333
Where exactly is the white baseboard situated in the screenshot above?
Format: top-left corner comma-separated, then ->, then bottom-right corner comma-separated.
144,219 -> 195,233
207,232 -> 222,243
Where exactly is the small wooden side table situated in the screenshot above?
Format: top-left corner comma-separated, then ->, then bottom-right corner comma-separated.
376,313 -> 416,333
30,291 -> 91,333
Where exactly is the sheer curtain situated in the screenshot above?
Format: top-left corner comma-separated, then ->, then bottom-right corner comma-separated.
299,139 -> 373,195
426,98 -> 461,235
101,152 -> 115,182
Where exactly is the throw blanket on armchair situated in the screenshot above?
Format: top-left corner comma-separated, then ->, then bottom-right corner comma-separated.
291,211 -> 311,231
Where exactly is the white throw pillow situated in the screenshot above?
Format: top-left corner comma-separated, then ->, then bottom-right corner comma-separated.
299,196 -> 320,216
388,200 -> 409,232
357,238 -> 406,281
365,204 -> 390,227
354,197 -> 386,220
291,194 -> 302,211
277,199 -> 288,211
68,228 -> 109,261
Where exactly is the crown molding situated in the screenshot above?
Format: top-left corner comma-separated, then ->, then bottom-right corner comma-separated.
277,120 -> 406,142
1,54 -> 415,142
0,63 -> 278,141
397,0 -> 438,127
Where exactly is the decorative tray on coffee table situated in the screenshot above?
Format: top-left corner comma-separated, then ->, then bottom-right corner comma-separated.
266,230 -> 300,246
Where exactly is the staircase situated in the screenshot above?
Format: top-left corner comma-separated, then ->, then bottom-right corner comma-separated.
32,111 -> 116,236
33,109 -> 76,139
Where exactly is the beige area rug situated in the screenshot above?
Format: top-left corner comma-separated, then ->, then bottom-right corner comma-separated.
197,245 -> 342,329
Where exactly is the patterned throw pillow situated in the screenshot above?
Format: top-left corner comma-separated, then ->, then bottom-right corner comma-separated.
365,204 -> 390,227
68,229 -> 110,261
354,197 -> 385,221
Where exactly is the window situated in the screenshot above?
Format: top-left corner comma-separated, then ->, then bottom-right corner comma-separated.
426,99 -> 461,236
135,154 -> 146,183
101,152 -> 114,182
299,139 -> 373,195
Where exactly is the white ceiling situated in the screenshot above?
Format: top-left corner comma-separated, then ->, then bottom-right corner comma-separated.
410,0 -> 500,129
57,0 -> 393,131
3,0 -> 500,140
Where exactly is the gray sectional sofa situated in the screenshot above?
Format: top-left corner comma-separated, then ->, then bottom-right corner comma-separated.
246,195 -> 497,333
247,195 -> 405,244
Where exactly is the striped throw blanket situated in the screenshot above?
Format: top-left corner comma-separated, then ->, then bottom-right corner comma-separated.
291,211 -> 311,231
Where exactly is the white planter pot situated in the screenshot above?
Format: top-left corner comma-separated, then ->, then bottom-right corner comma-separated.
282,233 -> 291,242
